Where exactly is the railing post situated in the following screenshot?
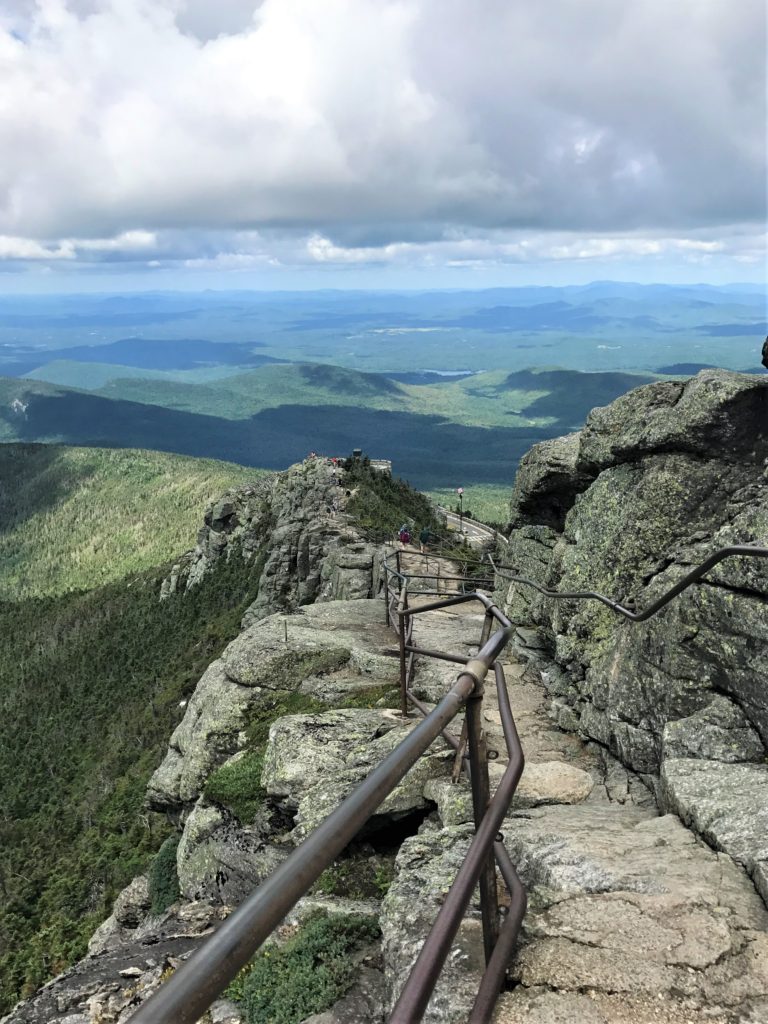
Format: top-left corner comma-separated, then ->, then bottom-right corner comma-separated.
398,586 -> 409,718
465,675 -> 499,965
479,609 -> 493,648
384,564 -> 390,626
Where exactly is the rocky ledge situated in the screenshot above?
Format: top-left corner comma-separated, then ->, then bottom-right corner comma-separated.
161,457 -> 382,617
498,369 -> 768,904
7,596 -> 768,1024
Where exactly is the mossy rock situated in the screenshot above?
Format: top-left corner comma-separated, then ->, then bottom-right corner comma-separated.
229,910 -> 380,1024
148,835 -> 181,915
204,750 -> 267,822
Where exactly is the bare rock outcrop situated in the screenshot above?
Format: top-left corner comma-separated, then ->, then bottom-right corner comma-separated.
499,368 -> 768,908
146,600 -> 399,812
160,458 -> 381,617
661,758 -> 768,904
499,370 -> 768,776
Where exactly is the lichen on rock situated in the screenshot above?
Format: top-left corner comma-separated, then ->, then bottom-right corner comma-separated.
161,458 -> 381,618
500,369 -> 768,779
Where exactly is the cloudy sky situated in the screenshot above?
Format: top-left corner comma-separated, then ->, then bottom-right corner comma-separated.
0,0 -> 765,291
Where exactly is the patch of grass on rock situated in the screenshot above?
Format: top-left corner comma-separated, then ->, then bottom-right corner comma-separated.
314,855 -> 396,900
203,751 -> 267,822
229,910 -> 380,1024
147,835 -> 181,915
244,691 -> 328,746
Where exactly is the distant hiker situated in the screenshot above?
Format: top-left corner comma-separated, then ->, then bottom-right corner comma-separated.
398,524 -> 411,546
419,527 -> 431,553
762,336 -> 768,369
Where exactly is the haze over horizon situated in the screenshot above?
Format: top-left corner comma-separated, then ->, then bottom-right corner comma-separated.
0,0 -> 765,293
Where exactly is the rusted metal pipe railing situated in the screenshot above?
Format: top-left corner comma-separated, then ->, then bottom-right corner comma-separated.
468,662 -> 529,1021
132,549 -> 516,1023
466,677 -> 499,963
389,656 -> 524,1023
129,666 -> 483,1024
490,544 -> 768,621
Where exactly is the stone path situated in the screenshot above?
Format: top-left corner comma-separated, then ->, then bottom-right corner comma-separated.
397,548 -> 470,596
386,599 -> 768,1024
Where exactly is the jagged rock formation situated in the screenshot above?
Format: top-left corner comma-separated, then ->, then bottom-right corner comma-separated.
498,368 -> 768,904
161,458 -> 381,615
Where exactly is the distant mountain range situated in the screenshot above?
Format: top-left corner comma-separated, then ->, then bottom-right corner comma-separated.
0,283 -> 764,486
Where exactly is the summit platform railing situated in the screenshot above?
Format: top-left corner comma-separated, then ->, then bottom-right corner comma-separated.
129,540 -> 768,1024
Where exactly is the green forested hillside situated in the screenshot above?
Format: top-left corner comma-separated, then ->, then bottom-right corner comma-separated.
93,362 -> 655,430
26,359 -> 250,390
0,444 -> 270,1009
0,548 -> 263,1012
0,445 -> 261,600
0,364 -> 655,487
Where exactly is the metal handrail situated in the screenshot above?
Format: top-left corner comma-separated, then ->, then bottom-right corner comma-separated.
130,559 -> 519,1024
490,543 -> 768,621
381,553 -> 526,1021
436,505 -> 509,546
381,539 -> 768,1020
129,539 -> 767,1022
389,546 -> 495,598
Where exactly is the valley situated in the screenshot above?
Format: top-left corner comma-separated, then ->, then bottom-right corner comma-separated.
0,445 -> 260,599
1,284 -> 763,496
0,445 -> 264,1011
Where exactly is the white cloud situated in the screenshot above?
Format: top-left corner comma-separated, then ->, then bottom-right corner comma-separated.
0,228 -> 157,260
0,0 -> 764,276
76,230 -> 158,252
0,235 -> 74,260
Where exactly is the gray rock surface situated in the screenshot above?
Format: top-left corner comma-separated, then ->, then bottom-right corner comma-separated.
147,600 -> 397,810
210,999 -> 244,1024
506,759 -> 594,809
176,802 -> 288,903
662,696 -> 764,763
161,459 -> 381,617
508,433 -> 592,531
263,708 -> 452,841
503,802 -> 768,1021
300,967 -> 385,1024
661,758 -> 768,903
424,760 -> 593,826
3,902 -> 228,1023
578,370 -> 768,471
494,986 -> 734,1024
499,369 -> 768,781
381,823 -> 484,1024
144,599 -> 404,927
86,877 -> 152,956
